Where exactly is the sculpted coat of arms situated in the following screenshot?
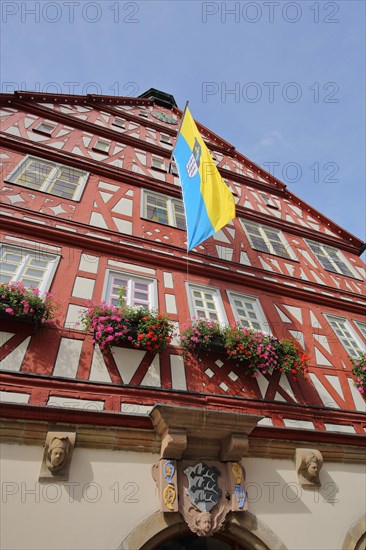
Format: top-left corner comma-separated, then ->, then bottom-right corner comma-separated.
180,460 -> 247,536
152,459 -> 248,536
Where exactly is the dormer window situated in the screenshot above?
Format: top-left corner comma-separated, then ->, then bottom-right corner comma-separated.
112,117 -> 126,129
170,162 -> 178,176
160,133 -> 171,145
93,139 -> 110,153
33,122 -> 57,136
151,157 -> 165,171
262,194 -> 279,210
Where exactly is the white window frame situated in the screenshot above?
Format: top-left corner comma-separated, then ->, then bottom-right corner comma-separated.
354,320 -> 366,340
6,155 -> 89,201
160,133 -> 171,145
93,139 -> 110,153
170,161 -> 178,176
33,121 -> 57,136
0,244 -> 59,294
240,219 -> 297,260
151,156 -> 165,171
324,314 -> 365,358
103,270 -> 158,309
186,283 -> 228,323
112,117 -> 126,129
306,239 -> 359,278
227,291 -> 271,333
141,189 -> 186,230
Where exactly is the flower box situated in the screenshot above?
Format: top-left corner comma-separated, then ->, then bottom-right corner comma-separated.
0,282 -> 57,329
82,302 -> 174,353
197,336 -> 226,354
180,320 -> 309,380
0,309 -> 39,330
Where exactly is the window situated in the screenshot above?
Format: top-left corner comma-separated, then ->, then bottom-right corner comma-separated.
105,271 -> 157,308
139,110 -> 148,118
240,219 -> 295,260
306,240 -> 356,277
142,190 -> 186,230
0,245 -> 58,293
170,162 -> 178,176
187,284 -> 227,322
151,157 -> 165,170
160,133 -> 171,145
33,121 -> 57,136
354,320 -> 366,339
93,139 -> 110,153
112,117 -> 126,129
6,155 -> 89,201
324,314 -> 365,357
228,291 -> 269,332
261,194 -> 279,210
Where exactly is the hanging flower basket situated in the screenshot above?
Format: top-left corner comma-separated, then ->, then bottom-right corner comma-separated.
350,352 -> 366,395
180,320 -> 309,380
0,282 -> 57,328
81,302 -> 174,353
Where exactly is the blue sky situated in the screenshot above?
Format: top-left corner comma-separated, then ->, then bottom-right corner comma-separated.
1,0 -> 365,251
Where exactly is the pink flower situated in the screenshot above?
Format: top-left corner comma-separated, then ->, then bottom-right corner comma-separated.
5,308 -> 14,315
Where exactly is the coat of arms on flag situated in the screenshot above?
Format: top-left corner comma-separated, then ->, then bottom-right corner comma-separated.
172,105 -> 235,250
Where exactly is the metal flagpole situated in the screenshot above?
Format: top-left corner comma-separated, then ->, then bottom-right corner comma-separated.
167,100 -> 189,174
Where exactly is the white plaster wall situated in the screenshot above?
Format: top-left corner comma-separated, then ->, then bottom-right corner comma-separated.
243,456 -> 366,550
1,445 -> 365,550
0,444 -> 159,550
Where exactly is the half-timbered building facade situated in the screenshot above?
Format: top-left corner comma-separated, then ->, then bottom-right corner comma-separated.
0,89 -> 365,550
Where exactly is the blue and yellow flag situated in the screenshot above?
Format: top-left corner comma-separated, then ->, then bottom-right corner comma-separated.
173,107 -> 235,251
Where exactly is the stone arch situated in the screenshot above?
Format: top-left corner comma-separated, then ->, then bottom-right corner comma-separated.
342,515 -> 366,550
119,510 -> 287,550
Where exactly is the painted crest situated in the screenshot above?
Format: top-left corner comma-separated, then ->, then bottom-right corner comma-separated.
163,460 -> 175,484
184,462 -> 221,512
186,138 -> 202,178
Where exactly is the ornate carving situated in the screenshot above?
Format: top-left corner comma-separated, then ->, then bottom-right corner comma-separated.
39,432 -> 76,481
296,448 -> 323,487
151,459 -> 179,512
179,460 -> 248,537
184,462 -> 222,512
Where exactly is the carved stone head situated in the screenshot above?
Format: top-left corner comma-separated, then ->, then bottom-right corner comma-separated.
39,431 -> 76,481
46,437 -> 70,472
296,448 -> 323,487
195,512 -> 212,536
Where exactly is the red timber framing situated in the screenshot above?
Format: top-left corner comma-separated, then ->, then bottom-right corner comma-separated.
0,90 -> 365,446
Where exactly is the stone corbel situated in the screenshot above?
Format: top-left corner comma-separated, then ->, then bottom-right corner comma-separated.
220,433 -> 249,462
150,404 -> 262,461
160,428 -> 187,459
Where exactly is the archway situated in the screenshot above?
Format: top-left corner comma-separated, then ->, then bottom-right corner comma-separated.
342,515 -> 366,550
119,511 -> 287,550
